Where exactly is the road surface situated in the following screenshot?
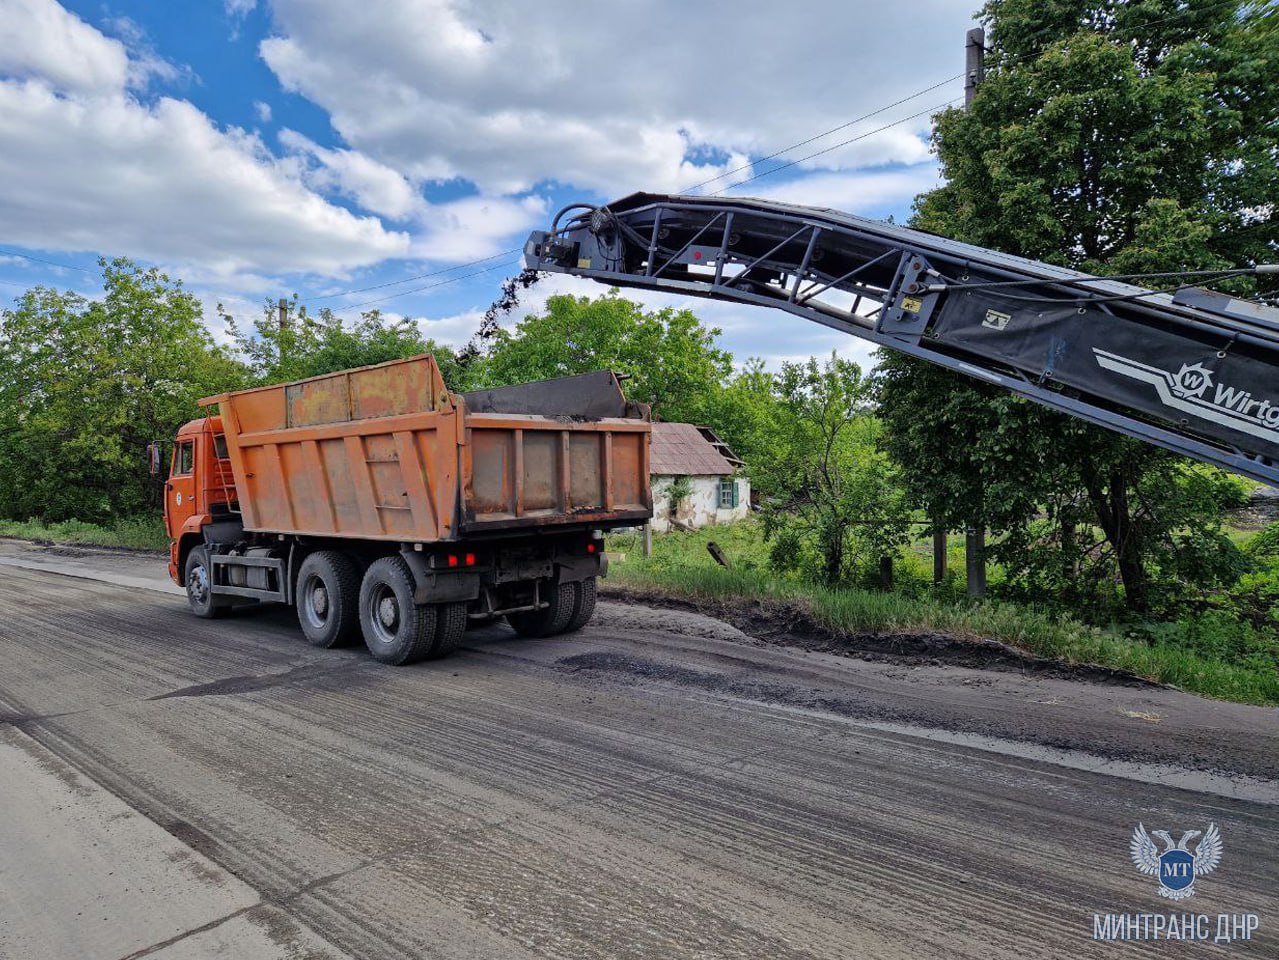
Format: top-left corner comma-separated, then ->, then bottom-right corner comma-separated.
0,540 -> 1276,959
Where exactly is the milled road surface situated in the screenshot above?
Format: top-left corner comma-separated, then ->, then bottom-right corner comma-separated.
0,541 -> 1276,959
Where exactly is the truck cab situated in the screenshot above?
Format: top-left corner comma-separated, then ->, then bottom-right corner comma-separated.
164,416 -> 237,584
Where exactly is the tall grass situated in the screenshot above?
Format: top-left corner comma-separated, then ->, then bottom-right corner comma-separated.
0,516 -> 169,551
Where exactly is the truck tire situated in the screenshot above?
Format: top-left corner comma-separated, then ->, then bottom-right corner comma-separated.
358,556 -> 437,665
185,546 -> 230,619
562,576 -> 597,633
296,551 -> 361,648
427,602 -> 468,659
507,581 -> 578,638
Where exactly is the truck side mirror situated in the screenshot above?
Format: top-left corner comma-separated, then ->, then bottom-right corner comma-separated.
147,442 -> 162,476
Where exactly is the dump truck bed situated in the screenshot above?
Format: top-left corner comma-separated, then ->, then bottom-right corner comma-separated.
200,355 -> 652,542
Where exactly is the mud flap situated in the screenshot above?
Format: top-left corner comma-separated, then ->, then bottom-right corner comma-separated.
401,550 -> 482,604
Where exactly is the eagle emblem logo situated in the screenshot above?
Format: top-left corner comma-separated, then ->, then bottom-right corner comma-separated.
1130,823 -> 1223,900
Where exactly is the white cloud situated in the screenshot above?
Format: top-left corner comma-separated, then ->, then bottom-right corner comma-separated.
102,15 -> 188,89
226,0 -> 258,15
409,194 -> 546,263
0,82 -> 408,275
280,128 -> 546,263
0,0 -> 129,93
281,128 -> 422,219
260,0 -> 970,199
415,308 -> 485,349
253,99 -> 272,123
745,165 -> 944,211
192,290 -> 262,346
0,0 -> 409,277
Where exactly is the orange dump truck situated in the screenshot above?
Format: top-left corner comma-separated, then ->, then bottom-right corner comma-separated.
163,355 -> 652,664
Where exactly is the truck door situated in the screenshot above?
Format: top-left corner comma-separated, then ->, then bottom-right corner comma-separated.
165,437 -> 197,538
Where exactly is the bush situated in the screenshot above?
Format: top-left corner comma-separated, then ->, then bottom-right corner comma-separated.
1245,522 -> 1279,563
1127,612 -> 1279,676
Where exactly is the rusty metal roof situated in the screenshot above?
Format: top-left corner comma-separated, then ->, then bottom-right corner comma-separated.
649,422 -> 742,476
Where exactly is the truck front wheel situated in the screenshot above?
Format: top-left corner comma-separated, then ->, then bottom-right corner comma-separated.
185,546 -> 230,619
507,581 -> 578,638
358,556 -> 437,666
297,551 -> 361,648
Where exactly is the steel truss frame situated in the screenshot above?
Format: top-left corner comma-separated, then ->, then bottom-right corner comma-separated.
526,192 -> 1279,487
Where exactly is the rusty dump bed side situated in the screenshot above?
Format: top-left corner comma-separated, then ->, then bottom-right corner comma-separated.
200,355 -> 652,542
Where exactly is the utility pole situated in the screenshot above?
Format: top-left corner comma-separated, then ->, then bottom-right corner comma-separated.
965,28 -> 986,108
965,527 -> 987,598
278,297 -> 289,331
963,26 -> 988,598
879,555 -> 894,591
933,525 -> 948,586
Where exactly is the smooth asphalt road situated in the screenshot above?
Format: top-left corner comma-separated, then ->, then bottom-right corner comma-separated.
0,542 -> 1276,959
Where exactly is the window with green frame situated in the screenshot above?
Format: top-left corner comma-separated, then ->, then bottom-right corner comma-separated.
718,477 -> 739,509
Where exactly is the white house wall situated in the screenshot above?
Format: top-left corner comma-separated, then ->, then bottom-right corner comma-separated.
650,475 -> 751,533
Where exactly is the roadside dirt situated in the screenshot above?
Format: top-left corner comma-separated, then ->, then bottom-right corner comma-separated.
0,539 -> 166,557
602,581 -> 1155,688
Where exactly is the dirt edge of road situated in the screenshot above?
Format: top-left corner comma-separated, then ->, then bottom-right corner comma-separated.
0,536 -> 166,558
0,537 -> 1156,690
601,581 -> 1158,689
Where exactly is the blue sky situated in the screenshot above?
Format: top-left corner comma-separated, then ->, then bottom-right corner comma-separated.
1,0 -> 975,371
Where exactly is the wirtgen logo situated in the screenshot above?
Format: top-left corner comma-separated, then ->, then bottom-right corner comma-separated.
1093,349 -> 1279,440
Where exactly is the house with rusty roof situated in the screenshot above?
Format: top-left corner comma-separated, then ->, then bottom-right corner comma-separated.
648,422 -> 750,533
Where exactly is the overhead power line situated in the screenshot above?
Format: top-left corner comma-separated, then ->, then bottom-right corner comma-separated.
0,248 -> 97,275
308,248 -> 518,301
342,260 -> 521,311
715,98 -> 963,195
683,72 -> 964,194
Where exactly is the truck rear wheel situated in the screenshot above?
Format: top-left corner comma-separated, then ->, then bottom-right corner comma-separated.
507,581 -> 578,638
562,577 -> 597,633
358,556 -> 436,665
296,551 -> 360,648
428,602 -> 468,659
185,546 -> 230,619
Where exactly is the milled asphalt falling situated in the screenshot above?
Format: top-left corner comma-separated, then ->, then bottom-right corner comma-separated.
0,540 -> 1276,959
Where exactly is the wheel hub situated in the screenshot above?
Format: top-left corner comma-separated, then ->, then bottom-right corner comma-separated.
187,564 -> 209,603
378,595 -> 399,629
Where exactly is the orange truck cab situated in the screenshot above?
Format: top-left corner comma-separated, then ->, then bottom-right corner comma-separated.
164,415 -> 237,584
162,355 -> 652,666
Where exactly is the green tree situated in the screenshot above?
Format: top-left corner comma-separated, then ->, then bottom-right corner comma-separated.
0,260 -> 246,523
694,358 -> 783,471
759,356 -> 912,585
918,0 -> 1277,284
878,0 -> 1277,611
479,290 -> 733,422
224,298 -> 460,386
